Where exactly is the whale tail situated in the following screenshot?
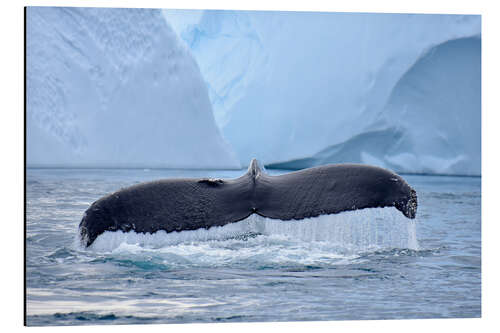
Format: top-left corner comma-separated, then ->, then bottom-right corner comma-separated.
79,159 -> 417,247
395,188 -> 417,219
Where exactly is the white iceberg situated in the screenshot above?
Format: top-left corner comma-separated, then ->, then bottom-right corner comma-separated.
164,10 -> 481,175
26,7 -> 241,169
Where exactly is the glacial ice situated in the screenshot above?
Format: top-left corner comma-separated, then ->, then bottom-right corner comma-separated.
26,7 -> 241,169
164,10 -> 481,175
26,8 -> 481,175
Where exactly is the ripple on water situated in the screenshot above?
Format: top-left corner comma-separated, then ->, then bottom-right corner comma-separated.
26,169 -> 481,325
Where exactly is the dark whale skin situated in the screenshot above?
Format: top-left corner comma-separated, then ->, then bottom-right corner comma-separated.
79,159 -> 417,247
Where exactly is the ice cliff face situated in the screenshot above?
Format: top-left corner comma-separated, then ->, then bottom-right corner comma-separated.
26,7 -> 240,169
164,10 -> 481,175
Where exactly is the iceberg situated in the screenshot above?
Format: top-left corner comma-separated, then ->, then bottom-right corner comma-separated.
164,10 -> 481,175
26,7 -> 241,169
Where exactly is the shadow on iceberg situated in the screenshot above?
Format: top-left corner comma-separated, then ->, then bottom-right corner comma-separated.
267,36 -> 481,176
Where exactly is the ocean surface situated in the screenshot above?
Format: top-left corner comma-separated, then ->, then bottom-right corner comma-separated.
25,168 -> 481,326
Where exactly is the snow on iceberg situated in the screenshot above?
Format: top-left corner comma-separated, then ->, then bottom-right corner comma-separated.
164,10 -> 481,175
26,7 -> 241,169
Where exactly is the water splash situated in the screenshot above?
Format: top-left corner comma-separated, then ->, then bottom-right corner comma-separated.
85,207 -> 418,254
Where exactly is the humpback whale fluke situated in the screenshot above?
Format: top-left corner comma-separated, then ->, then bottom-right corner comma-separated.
79,160 -> 417,247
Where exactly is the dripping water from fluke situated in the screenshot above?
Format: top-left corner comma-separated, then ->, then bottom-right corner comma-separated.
83,207 -> 418,254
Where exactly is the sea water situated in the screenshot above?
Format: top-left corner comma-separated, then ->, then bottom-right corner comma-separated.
25,168 -> 481,326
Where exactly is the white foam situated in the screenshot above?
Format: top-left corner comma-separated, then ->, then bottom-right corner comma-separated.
86,207 -> 419,254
